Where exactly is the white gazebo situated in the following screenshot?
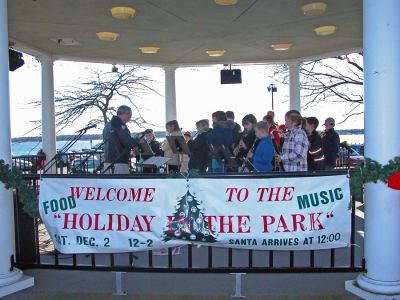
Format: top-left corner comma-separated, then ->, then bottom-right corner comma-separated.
0,0 -> 399,298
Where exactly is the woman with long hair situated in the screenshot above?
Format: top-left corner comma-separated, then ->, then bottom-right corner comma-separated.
161,120 -> 183,172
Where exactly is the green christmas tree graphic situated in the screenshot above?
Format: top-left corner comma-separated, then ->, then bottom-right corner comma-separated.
163,190 -> 217,243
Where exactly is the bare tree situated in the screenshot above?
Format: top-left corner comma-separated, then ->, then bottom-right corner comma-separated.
271,52 -> 364,123
56,66 -> 161,130
31,65 -> 161,133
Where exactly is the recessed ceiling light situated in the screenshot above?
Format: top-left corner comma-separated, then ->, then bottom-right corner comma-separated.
214,0 -> 238,5
96,32 -> 120,41
271,43 -> 292,51
314,25 -> 336,36
110,6 -> 136,20
139,47 -> 160,54
301,2 -> 327,16
206,50 -> 226,57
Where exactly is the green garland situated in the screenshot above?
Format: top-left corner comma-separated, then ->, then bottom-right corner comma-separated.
1,156 -> 398,218
0,159 -> 38,217
350,156 -> 400,198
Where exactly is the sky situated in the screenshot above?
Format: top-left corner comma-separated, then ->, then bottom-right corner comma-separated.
8,53 -> 364,138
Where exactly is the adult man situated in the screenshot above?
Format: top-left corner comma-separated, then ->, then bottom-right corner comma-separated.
321,117 -> 340,170
103,105 -> 140,174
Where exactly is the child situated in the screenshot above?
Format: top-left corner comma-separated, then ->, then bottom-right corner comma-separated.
250,122 -> 275,172
188,120 -> 211,172
275,110 -> 309,172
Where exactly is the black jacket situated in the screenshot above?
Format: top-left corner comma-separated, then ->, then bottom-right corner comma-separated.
188,131 -> 210,172
322,128 -> 340,167
234,130 -> 256,159
103,116 -> 139,164
307,130 -> 324,171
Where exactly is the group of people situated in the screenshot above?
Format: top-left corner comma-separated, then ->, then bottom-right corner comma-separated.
103,105 -> 340,174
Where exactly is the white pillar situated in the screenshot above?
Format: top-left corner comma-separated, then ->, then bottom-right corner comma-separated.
288,61 -> 301,112
164,66 -> 177,122
0,0 -> 34,297
40,58 -> 56,171
346,0 -> 400,297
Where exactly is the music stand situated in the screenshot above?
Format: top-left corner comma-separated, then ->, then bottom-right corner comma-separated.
138,140 -> 155,161
166,136 -> 191,171
140,157 -> 171,173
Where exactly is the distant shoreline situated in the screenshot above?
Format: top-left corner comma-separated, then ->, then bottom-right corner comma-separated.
11,129 -> 364,143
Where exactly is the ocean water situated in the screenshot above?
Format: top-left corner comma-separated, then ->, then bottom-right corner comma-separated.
11,134 -> 364,157
12,140 -> 103,156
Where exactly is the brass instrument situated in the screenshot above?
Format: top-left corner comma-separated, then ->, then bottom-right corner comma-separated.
271,135 -> 283,171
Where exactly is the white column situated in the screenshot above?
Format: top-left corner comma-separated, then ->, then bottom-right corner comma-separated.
40,58 -> 56,171
0,0 -> 34,297
346,0 -> 400,297
164,66 -> 177,122
288,61 -> 301,112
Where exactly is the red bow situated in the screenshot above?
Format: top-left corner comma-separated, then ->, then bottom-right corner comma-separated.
388,172 -> 400,190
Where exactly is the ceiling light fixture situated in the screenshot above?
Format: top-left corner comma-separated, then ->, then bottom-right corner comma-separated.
206,50 -> 226,57
271,43 -> 292,51
96,32 -> 120,41
214,0 -> 238,6
110,6 -> 136,20
314,25 -> 336,36
301,2 -> 327,16
139,46 -> 160,54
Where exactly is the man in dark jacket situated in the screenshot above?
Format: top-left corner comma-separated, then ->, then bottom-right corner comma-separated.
103,105 -> 140,174
321,117 -> 340,170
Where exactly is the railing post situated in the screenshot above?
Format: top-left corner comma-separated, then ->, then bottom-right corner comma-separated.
112,272 -> 127,296
230,273 -> 246,298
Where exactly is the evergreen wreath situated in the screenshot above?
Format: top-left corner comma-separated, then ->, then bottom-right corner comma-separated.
0,159 -> 38,217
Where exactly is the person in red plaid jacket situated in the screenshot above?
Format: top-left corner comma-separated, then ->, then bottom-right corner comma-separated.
276,110 -> 309,172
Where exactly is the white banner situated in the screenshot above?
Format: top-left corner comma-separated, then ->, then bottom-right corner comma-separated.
39,175 -> 351,253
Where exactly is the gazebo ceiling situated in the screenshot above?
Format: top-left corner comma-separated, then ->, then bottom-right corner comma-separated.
8,0 -> 362,65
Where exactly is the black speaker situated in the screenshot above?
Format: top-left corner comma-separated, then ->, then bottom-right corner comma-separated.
220,69 -> 242,84
9,49 -> 24,71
